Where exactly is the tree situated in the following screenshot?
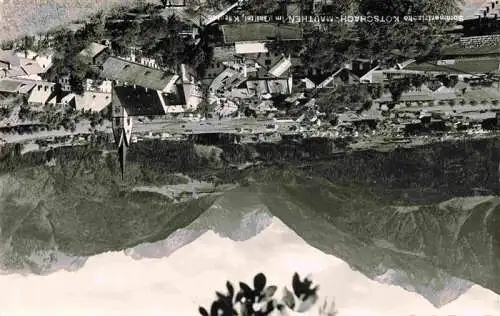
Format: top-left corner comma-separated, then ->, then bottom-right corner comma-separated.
411,75 -> 427,88
301,22 -> 359,75
317,85 -> 373,114
199,272 -> 335,316
355,0 -> 462,66
388,77 -> 411,102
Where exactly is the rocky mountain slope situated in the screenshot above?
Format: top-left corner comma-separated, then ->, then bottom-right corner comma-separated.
0,137 -> 498,307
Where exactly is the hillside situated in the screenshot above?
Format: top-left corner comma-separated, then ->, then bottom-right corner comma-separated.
0,138 -> 498,308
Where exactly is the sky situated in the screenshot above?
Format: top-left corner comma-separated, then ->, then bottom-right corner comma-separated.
0,217 -> 497,316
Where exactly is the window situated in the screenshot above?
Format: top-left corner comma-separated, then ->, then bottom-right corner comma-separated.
115,118 -> 120,125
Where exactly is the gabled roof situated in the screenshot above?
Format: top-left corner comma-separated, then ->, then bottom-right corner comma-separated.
0,79 -> 23,93
209,68 -> 245,93
0,50 -> 20,67
235,42 -> 269,55
113,85 -> 167,116
269,56 -> 292,77
221,23 -> 303,44
246,78 -> 290,95
20,58 -> 44,75
317,68 -> 360,88
61,93 -> 76,104
404,57 -> 500,74
0,79 -> 35,94
101,57 -> 178,91
79,42 -> 108,59
28,82 -> 56,104
75,92 -> 111,112
5,67 -> 27,78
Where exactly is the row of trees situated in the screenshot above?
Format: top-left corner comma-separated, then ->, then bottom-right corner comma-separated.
297,0 -> 463,74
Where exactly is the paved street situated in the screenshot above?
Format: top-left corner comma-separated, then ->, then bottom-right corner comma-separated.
0,117 -> 300,144
133,117 -> 298,135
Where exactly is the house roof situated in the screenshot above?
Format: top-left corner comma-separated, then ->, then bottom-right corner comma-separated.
0,79 -> 23,93
0,79 -> 36,94
269,56 -> 292,77
5,67 -> 27,78
234,42 -> 269,55
79,42 -> 108,59
247,78 -> 290,95
317,68 -> 360,88
28,82 -> 56,104
20,58 -> 44,75
209,68 -> 245,93
17,81 -> 36,94
462,86 -> 500,100
213,45 -> 238,61
221,23 -> 303,44
404,57 -> 500,74
75,92 -> 111,112
0,50 -> 20,67
15,50 -> 38,59
113,85 -> 166,116
460,1 -> 487,19
441,42 -> 500,57
101,57 -> 178,91
61,93 -> 76,104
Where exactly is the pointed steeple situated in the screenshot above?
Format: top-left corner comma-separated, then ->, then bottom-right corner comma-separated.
111,81 -> 132,181
118,137 -> 127,180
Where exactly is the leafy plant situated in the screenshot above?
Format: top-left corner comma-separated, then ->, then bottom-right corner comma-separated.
199,272 -> 326,316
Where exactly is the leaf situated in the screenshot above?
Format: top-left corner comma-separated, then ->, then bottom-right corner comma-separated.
263,285 -> 277,298
216,291 -> 225,301
210,302 -> 220,316
226,281 -> 235,299
239,282 -> 253,296
282,286 -> 295,310
235,292 -> 244,303
292,272 -> 301,297
296,293 -> 319,313
253,272 -> 267,292
198,306 -> 209,316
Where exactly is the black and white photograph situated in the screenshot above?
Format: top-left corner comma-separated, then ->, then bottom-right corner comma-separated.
0,0 -> 500,315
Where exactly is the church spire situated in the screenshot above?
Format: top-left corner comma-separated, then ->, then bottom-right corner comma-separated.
118,136 -> 127,180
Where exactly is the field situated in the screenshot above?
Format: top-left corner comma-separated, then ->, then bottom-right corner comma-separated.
0,0 -> 155,42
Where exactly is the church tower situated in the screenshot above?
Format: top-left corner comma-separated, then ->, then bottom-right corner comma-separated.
111,81 -> 133,179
